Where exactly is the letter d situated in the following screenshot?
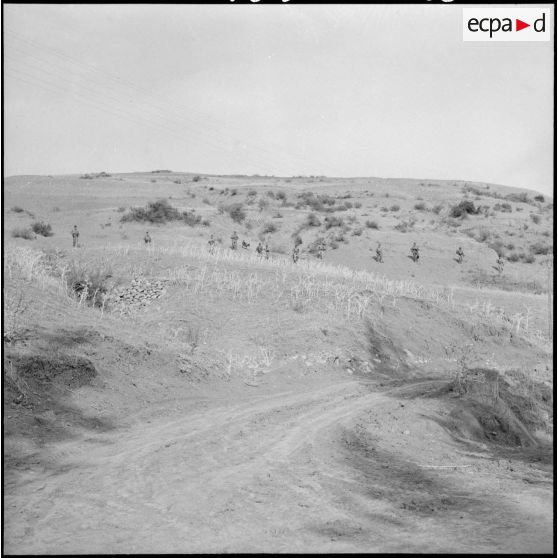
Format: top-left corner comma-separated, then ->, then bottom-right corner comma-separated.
534,13 -> 546,32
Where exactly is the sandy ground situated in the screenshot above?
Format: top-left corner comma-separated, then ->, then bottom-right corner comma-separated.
4,376 -> 553,554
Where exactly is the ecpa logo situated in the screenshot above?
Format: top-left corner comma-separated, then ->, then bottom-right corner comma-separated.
463,8 -> 551,41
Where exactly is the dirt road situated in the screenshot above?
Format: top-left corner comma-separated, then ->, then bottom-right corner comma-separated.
4,378 -> 553,553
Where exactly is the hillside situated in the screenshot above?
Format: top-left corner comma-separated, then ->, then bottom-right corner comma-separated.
3,171 -> 554,553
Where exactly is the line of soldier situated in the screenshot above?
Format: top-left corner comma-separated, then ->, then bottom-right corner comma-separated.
374,242 -> 504,272
70,225 -> 506,273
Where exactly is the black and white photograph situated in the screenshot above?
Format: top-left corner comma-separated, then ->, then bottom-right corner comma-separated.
2,2 -> 555,553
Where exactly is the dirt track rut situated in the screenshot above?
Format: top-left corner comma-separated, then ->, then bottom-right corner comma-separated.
4,379 -> 553,553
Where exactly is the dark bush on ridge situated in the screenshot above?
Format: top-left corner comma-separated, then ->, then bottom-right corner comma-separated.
449,200 -> 478,218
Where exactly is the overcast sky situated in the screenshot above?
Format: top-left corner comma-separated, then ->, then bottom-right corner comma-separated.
3,4 -> 554,194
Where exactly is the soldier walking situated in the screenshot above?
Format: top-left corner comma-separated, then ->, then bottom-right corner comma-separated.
264,242 -> 270,260
292,244 -> 300,263
496,254 -> 504,274
241,240 -> 250,250
256,242 -> 263,257
316,239 -> 326,260
375,242 -> 383,263
71,225 -> 80,248
208,234 -> 216,255
231,231 -> 239,250
410,242 -> 419,263
456,246 -> 464,264
144,231 -> 152,245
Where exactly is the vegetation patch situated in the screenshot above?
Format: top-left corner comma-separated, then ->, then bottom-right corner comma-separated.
261,222 -> 279,234
31,221 -> 54,237
449,200 -> 479,218
121,199 -> 201,226
324,215 -> 345,230
11,227 -> 35,240
65,261 -> 115,307
80,171 -> 111,179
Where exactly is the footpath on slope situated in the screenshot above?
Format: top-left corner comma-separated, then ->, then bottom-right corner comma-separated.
3,374 -> 553,554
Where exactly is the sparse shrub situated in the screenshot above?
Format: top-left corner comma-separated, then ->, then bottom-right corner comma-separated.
257,198 -> 269,212
266,191 -> 275,199
293,234 -> 303,246
414,202 -> 426,211
354,202 -> 362,208
122,199 -> 180,223
352,228 -> 363,236
365,220 -> 379,229
202,197 -> 211,205
31,221 -> 53,237
262,222 -> 278,234
117,206 -> 126,212
11,206 -> 24,213
273,212 -> 283,219
275,191 -> 287,202
65,261 -> 113,307
450,200 -> 478,218
306,213 -> 321,227
476,228 -> 490,242
173,179 -> 182,184
507,252 -> 520,263
344,201 -> 353,209
329,240 -> 339,249
182,211 -> 202,227
296,192 -> 336,212
52,207 -> 60,212
506,242 -> 515,250
380,207 -> 388,212
521,253 -> 536,264
431,204 -> 443,215
505,192 -> 531,204
529,242 -> 551,255
224,203 -> 246,224
334,205 -> 348,212
192,175 -> 201,182
201,219 -> 210,227
390,204 -> 400,212
230,189 -> 238,196
247,189 -> 257,197
494,202 -> 512,213
534,194 -> 545,203
324,215 -> 345,229
11,227 -> 35,240
394,218 -> 416,233
80,171 -> 111,179
530,214 -> 541,224
488,240 -> 505,256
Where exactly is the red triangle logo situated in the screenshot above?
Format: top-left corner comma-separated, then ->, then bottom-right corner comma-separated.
516,19 -> 530,31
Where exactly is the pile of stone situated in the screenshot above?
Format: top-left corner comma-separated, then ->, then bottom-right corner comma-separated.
107,278 -> 167,314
